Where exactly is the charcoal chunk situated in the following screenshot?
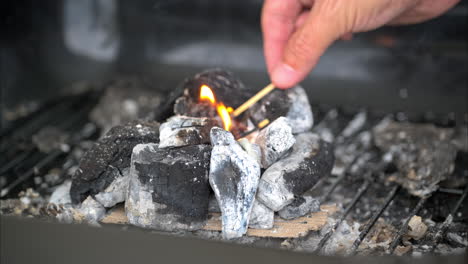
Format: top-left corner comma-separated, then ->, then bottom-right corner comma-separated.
159,115 -> 218,148
278,196 -> 320,220
249,199 -> 274,229
249,86 -> 313,134
70,120 -> 159,205
174,69 -> 254,117
373,119 -> 458,197
257,133 -> 334,211
209,127 -> 261,239
126,143 -> 212,231
255,117 -> 295,168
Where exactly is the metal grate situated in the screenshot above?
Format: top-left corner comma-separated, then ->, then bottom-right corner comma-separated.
0,96 -> 466,256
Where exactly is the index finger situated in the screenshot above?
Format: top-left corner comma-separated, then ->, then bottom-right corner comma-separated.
262,0 -> 302,75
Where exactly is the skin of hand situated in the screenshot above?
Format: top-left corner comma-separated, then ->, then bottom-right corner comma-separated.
262,0 -> 460,89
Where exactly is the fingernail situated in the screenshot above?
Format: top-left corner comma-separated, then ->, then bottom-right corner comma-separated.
272,63 -> 298,89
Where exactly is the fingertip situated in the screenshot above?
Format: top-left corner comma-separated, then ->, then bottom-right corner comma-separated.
271,63 -> 302,89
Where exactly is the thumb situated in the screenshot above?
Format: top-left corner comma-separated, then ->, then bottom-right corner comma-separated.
271,1 -> 348,88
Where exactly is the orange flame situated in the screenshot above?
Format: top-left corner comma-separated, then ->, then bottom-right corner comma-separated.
216,103 -> 232,131
200,85 -> 215,104
199,85 -> 232,131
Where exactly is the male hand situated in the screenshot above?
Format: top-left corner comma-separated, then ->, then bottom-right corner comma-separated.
262,0 -> 460,88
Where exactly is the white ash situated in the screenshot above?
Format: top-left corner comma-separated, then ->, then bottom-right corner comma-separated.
248,199 -> 274,229
237,138 -> 262,166
257,133 -> 334,211
285,86 -> 314,134
278,196 -> 320,220
340,111 -> 367,138
125,144 -> 158,228
77,196 -> 106,224
446,232 -> 468,247
159,115 -> 216,148
332,130 -> 372,176
209,127 -> 261,239
94,168 -> 130,208
32,126 -> 70,153
255,117 -> 295,168
49,180 -> 72,205
373,119 -> 458,197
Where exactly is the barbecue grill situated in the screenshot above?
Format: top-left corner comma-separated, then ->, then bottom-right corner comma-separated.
1,1 -> 467,263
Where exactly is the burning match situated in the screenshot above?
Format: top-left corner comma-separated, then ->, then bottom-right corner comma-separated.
232,83 -> 276,117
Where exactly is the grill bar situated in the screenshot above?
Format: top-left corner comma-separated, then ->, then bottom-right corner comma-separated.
429,184 -> 468,253
349,184 -> 400,254
315,180 -> 370,254
388,196 -> 428,253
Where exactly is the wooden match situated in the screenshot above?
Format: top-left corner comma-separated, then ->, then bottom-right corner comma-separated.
232,83 -> 276,117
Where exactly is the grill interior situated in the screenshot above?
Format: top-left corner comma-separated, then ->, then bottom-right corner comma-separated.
1,89 -> 466,256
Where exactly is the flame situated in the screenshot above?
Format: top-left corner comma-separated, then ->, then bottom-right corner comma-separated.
217,103 -> 232,131
200,85 -> 215,104
199,85 -> 232,131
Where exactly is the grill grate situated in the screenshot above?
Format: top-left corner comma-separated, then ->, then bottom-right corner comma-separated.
0,94 -> 466,256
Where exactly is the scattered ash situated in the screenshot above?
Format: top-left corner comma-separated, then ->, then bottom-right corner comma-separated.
373,119 -> 458,197
32,126 -> 70,153
90,77 -> 163,135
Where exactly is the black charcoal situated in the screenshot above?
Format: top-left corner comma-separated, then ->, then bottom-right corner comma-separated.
278,196 -> 320,220
257,133 -> 334,211
249,86 -> 313,134
70,120 -> 159,205
255,117 -> 295,168
208,195 -> 221,213
209,127 -> 261,239
126,143 -> 211,231
373,119 -> 458,197
159,115 -> 218,148
174,69 -> 254,118
249,199 -> 274,229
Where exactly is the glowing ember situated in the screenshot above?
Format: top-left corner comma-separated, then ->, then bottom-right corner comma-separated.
200,85 -> 216,104
199,85 -> 232,131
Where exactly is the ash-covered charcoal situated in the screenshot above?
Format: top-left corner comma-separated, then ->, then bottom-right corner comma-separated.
126,143 -> 212,231
90,77 -> 162,134
32,126 -> 70,153
249,86 -> 313,134
159,115 -> 218,148
49,180 -> 72,205
174,69 -> 254,118
70,120 -> 160,205
278,196 -> 320,220
255,117 -> 296,168
373,119 -> 458,197
208,195 -> 221,213
209,127 -> 261,239
248,199 -> 274,229
237,138 -> 262,165
77,196 -> 106,224
257,133 -> 334,211
94,168 -> 130,208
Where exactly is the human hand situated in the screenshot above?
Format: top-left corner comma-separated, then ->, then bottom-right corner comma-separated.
262,0 -> 460,88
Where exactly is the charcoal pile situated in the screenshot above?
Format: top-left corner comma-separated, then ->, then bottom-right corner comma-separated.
43,69 -> 335,239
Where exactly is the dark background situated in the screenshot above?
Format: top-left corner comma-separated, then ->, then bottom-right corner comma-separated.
1,0 -> 467,118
